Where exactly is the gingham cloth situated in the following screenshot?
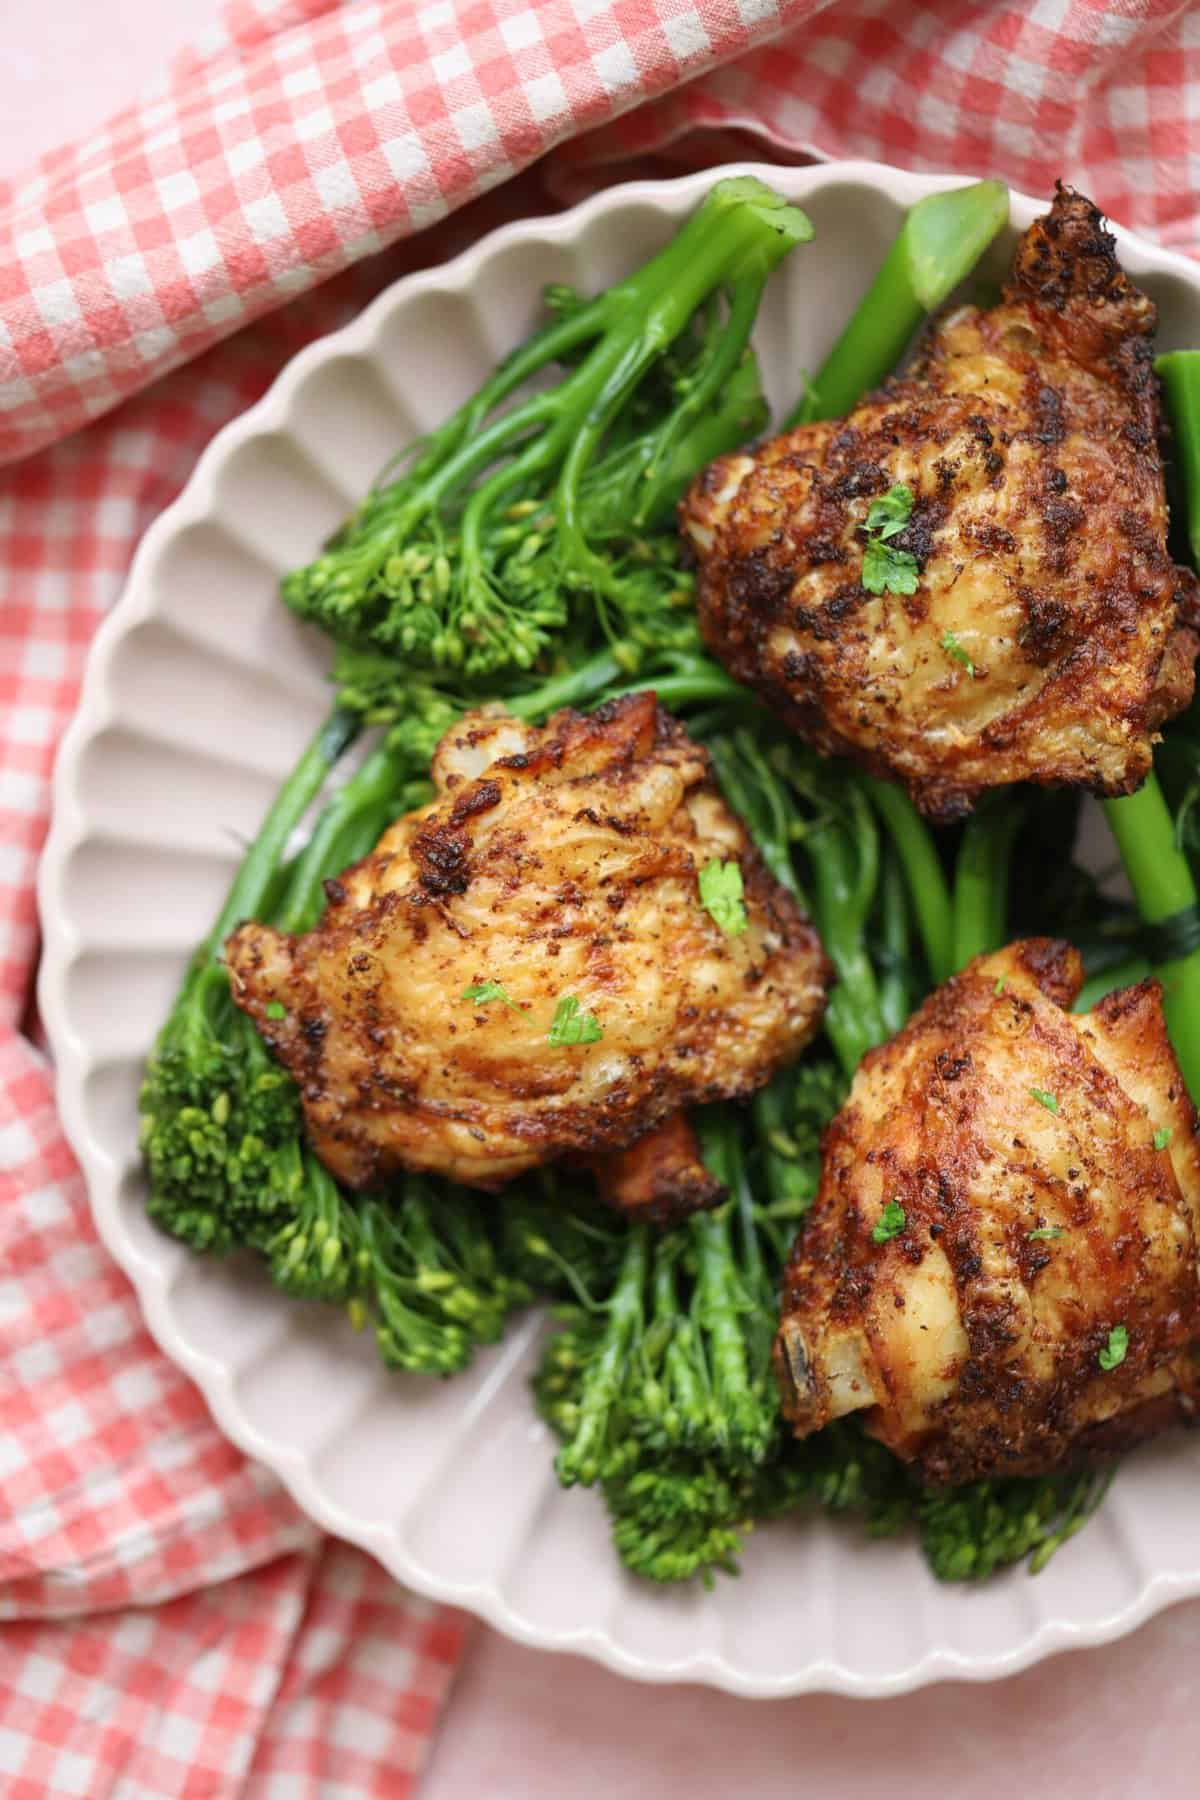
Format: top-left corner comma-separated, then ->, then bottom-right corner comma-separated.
3,1 -> 1198,1792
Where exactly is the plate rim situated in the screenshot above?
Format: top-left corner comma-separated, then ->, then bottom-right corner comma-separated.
37,157 -> 1200,1698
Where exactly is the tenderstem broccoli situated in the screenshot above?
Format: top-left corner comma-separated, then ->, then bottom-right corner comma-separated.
1097,352 -> 1200,1100
536,1090 -> 846,1584
283,177 -> 811,679
705,723 -> 889,1078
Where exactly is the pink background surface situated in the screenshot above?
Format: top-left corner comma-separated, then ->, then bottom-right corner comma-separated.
9,5 -> 1199,1794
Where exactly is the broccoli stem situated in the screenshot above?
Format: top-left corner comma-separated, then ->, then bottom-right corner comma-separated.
783,180 -> 1008,428
863,775 -> 955,984
875,850 -> 913,1035
1156,353 -> 1200,568
555,1225 -> 649,1488
707,730 -> 889,1076
952,796 -> 1025,970
548,199 -> 806,604
1102,779 -> 1200,1092
581,351 -> 767,533
803,783 -> 888,1074
1090,356 -> 1200,1095
276,736 -> 410,932
205,708 -> 360,955
752,1072 -> 820,1224
685,1114 -> 782,1466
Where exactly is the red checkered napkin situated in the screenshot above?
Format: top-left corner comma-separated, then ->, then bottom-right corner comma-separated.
3,0 -> 1199,1792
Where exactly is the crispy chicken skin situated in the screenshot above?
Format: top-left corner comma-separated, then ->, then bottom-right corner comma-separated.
775,940 -> 1200,1484
683,186 -> 1199,822
226,693 -> 829,1194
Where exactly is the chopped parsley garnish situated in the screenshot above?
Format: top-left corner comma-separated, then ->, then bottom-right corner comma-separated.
994,976 -> 1006,997
1029,1087 -> 1059,1114
861,483 -> 919,596
698,858 -> 748,937
865,485 -> 914,535
264,1000 -> 286,1020
1098,1325 -> 1129,1372
1154,1126 -> 1173,1151
548,995 -> 603,1047
461,980 -> 522,1013
941,630 -> 975,677
872,1199 -> 907,1244
1027,1225 -> 1064,1242
863,539 -> 920,597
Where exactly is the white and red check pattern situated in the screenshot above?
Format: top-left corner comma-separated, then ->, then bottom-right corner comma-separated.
3,0 -> 1199,1791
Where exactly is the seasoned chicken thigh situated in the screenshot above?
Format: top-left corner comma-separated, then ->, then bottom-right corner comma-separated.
775,940 -> 1200,1484
226,693 -> 829,1195
683,186 -> 1199,821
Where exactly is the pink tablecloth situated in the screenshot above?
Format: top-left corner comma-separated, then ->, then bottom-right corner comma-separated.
7,5 -> 1200,1797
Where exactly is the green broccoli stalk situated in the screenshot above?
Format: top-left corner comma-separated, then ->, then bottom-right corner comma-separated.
1102,776 -> 1200,1090
547,1110 -> 784,1492
874,849 -> 916,1034
283,177 -> 811,679
951,792 -> 1026,970
863,776 -> 955,986
1091,352 -> 1200,1098
1157,352 -> 1200,569
705,725 -> 888,1078
784,179 -> 1008,429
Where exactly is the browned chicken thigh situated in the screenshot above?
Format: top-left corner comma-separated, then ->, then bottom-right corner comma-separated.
226,693 -> 829,1200
775,940 -> 1200,1484
683,187 -> 1199,821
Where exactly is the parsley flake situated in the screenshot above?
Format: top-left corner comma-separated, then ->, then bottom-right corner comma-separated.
1030,1087 -> 1060,1114
1154,1126 -> 1173,1152
862,537 -> 920,596
548,995 -> 603,1047
699,858 -> 748,937
264,1000 -> 286,1021
1027,1225 -> 1064,1242
872,1199 -> 907,1244
865,484 -> 914,538
1099,1325 -> 1129,1372
461,980 -> 522,1013
994,976 -> 1006,997
861,483 -> 920,596
941,630 -> 975,677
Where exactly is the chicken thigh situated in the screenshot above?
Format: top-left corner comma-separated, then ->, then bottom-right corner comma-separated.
226,693 -> 829,1195
775,940 -> 1200,1484
683,186 -> 1198,821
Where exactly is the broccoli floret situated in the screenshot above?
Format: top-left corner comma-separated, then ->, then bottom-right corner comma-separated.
496,1175 -> 624,1305
354,1185 -> 530,1375
533,1102 -> 821,1580
918,1468 -> 1115,1580
282,178 -> 809,679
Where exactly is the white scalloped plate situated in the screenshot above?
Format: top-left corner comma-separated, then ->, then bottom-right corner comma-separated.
39,162 -> 1200,1697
